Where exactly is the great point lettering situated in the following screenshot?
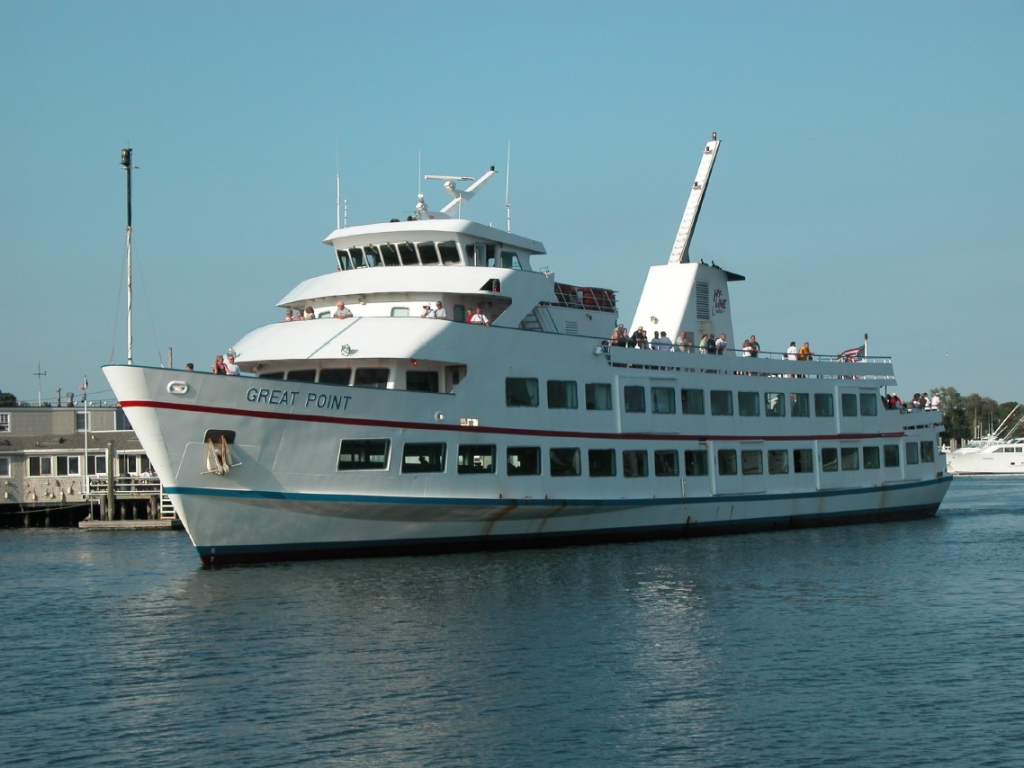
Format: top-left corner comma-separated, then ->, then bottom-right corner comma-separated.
246,387 -> 352,411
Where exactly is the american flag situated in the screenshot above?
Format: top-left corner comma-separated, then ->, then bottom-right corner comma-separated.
839,345 -> 864,360
80,377 -> 88,391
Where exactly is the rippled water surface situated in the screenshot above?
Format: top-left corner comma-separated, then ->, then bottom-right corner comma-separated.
3,477 -> 1024,767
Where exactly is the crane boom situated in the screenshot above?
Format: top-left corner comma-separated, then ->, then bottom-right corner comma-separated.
667,133 -> 720,264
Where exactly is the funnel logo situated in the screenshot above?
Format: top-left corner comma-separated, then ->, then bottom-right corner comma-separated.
713,288 -> 728,314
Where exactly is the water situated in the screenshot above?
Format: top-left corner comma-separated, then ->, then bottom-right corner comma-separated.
2,478 -> 1023,767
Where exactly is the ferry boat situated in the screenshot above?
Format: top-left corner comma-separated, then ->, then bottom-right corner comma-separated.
945,406 -> 1024,475
103,134 -> 951,565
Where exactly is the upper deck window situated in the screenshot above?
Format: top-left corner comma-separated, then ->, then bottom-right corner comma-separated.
417,242 -> 440,265
438,241 -> 460,265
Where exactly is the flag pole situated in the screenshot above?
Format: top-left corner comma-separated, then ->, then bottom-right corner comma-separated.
864,333 -> 869,358
82,377 -> 89,501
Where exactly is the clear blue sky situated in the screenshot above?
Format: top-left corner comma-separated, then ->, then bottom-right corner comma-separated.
2,1 -> 1022,405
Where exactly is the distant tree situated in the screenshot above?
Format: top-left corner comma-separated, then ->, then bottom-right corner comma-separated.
930,386 -> 1020,444
0,390 -> 17,407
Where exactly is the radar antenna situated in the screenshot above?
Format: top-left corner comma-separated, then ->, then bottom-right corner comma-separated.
416,167 -> 499,219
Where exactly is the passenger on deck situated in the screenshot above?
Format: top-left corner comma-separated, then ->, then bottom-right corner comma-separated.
797,342 -> 814,361
786,341 -> 798,360
333,301 -> 353,319
212,355 -> 229,374
421,304 -> 435,318
675,331 -> 693,352
631,327 -> 649,349
698,333 -> 711,353
651,331 -> 672,351
468,307 -> 490,326
748,334 -> 760,357
225,355 -> 240,375
283,309 -> 295,322
715,334 -> 728,354
302,307 -> 315,320
609,326 -> 628,347
433,301 -> 447,319
742,338 -> 754,357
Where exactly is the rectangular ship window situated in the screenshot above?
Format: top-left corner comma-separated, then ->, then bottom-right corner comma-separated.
547,380 -> 579,409
821,447 -> 839,472
623,386 -> 646,413
738,391 -> 760,417
789,393 -> 810,417
338,439 -> 390,471
920,441 -> 935,463
815,393 -> 834,417
906,443 -> 920,465
658,450 -> 682,476
884,445 -> 901,467
550,448 -> 581,477
588,449 -> 616,477
841,393 -> 858,417
406,371 -> 439,393
401,443 -> 446,474
765,392 -> 786,417
717,449 -> 738,476
506,378 -> 539,407
681,389 -> 705,415
860,393 -> 878,416
793,448 -> 814,473
841,447 -> 860,470
507,446 -> 541,476
710,390 -> 733,416
652,387 -> 676,414
354,368 -> 389,388
585,383 -> 612,411
623,450 -> 648,478
863,446 -> 881,469
741,450 -> 763,475
458,445 -> 496,474
768,450 -> 789,474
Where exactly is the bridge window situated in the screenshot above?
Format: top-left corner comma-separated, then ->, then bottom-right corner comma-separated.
406,370 -> 439,393
439,241 -> 460,265
354,369 -> 389,388
417,242 -> 440,265
319,369 -> 351,386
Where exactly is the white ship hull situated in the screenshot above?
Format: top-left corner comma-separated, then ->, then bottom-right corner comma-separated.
105,362 -> 949,565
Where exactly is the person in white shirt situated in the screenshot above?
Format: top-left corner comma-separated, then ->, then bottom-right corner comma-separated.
333,301 -> 353,319
432,301 -> 447,319
468,306 -> 490,326
225,355 -> 240,375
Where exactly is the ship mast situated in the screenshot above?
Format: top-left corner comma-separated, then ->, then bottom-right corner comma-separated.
121,148 -> 135,364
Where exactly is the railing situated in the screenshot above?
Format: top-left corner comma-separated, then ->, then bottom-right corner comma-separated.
86,475 -> 163,496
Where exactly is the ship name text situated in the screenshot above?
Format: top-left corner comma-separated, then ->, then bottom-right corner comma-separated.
246,387 -> 352,411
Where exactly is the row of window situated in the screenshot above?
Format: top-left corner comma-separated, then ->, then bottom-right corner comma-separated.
10,455 -> 149,477
337,439 -> 937,476
335,241 -> 524,271
507,378 -> 881,417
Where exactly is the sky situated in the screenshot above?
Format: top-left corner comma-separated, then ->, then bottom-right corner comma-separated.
2,1 -> 1022,405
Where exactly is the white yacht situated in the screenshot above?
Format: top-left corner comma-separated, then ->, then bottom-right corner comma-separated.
946,406 -> 1024,475
103,134 -> 951,565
